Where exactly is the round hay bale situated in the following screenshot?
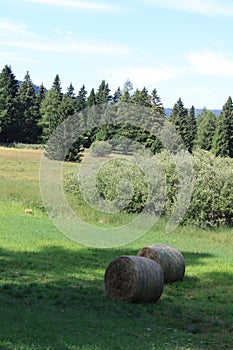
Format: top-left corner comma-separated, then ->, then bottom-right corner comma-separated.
24,209 -> 33,214
137,244 -> 185,283
104,255 -> 164,303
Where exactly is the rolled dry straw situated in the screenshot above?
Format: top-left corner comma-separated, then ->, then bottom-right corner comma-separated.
137,244 -> 185,283
24,209 -> 33,214
104,255 -> 164,303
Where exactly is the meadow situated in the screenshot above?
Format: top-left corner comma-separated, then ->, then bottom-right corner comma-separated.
0,146 -> 232,350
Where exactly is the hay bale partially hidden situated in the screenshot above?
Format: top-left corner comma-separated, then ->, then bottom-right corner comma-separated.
137,244 -> 185,283
104,255 -> 164,303
24,209 -> 33,214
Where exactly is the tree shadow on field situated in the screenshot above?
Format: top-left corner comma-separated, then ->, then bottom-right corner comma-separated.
182,251 -> 216,266
0,246 -> 232,350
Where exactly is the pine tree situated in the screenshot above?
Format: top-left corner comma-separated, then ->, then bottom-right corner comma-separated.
120,80 -> 133,103
34,84 -> 46,142
196,110 -> 217,151
212,96 -> 233,157
132,87 -> 151,107
113,87 -> 122,103
196,107 -> 207,126
52,85 -> 79,161
17,71 -> 41,143
52,74 -> 63,100
40,80 -> 63,141
120,89 -> 132,103
86,88 -> 96,107
151,88 -> 165,115
186,105 -> 197,152
37,83 -> 46,105
0,65 -> 18,96
0,87 -> 7,138
169,98 -> 189,149
95,80 -> 111,104
66,83 -> 75,98
59,84 -> 76,121
0,65 -> 20,142
143,89 -> 165,154
65,85 -> 88,162
76,85 -> 87,112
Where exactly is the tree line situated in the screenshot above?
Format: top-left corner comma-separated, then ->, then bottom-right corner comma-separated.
0,64 -> 232,160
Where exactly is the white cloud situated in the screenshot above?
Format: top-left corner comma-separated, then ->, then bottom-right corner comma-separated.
0,19 -> 33,36
0,51 -> 37,63
105,65 -> 179,90
0,38 -> 132,57
186,50 -> 233,77
147,0 -> 233,16
0,19 -> 132,57
23,0 -> 120,12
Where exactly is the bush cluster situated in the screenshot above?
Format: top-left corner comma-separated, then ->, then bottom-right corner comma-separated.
64,149 -> 233,227
89,141 -> 112,157
157,149 -> 233,227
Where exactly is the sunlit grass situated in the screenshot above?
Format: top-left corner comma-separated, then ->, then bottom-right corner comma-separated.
0,146 -> 232,350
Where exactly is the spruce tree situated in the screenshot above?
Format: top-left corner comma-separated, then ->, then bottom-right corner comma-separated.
0,65 -> 20,142
196,107 -> 207,126
120,80 -> 133,103
0,65 -> 18,96
86,88 -> 96,107
76,85 -> 87,112
186,105 -> 197,152
169,98 -> 189,149
17,71 -> 41,143
196,110 -> 217,151
113,87 -> 122,103
54,84 -> 82,162
0,87 -> 7,139
95,80 -> 111,104
70,84 -> 89,161
132,87 -> 151,107
120,89 -> 132,103
59,84 -> 76,121
145,88 -> 165,154
40,78 -> 63,141
37,83 -> 46,105
212,96 -> 233,157
151,88 -> 165,115
52,74 -> 63,100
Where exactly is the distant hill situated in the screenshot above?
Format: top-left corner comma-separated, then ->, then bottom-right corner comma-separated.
33,84 -> 40,94
165,108 -> 221,116
19,81 -> 45,94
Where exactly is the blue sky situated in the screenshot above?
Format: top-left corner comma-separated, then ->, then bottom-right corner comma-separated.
0,0 -> 233,109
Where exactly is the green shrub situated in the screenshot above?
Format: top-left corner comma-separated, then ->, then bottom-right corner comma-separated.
64,149 -> 233,227
90,141 -> 112,157
96,158 -> 148,213
156,149 -> 233,227
184,149 -> 233,227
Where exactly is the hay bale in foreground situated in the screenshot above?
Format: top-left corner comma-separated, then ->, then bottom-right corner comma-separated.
104,255 -> 164,303
137,244 -> 185,283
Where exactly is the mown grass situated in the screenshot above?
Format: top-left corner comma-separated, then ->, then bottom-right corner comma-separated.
0,146 -> 233,350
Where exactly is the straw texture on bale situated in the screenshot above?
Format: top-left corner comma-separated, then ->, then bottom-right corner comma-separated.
137,244 -> 185,283
104,255 -> 164,303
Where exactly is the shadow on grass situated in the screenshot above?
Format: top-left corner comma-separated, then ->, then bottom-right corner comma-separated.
0,246 -> 232,350
182,251 -> 215,265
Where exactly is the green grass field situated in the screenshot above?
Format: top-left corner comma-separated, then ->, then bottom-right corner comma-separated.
0,146 -> 232,350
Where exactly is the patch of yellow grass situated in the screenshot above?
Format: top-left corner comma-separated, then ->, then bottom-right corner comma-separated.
0,146 -> 43,160
0,147 -> 43,180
